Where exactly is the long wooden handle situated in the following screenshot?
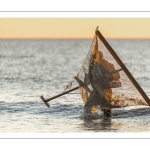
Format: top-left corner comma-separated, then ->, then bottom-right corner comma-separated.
41,86 -> 80,108
46,86 -> 79,102
41,86 -> 80,102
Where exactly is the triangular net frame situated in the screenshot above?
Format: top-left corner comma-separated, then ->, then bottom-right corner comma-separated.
66,29 -> 150,112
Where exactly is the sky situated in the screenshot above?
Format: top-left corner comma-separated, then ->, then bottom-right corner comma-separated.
1,18 -> 150,39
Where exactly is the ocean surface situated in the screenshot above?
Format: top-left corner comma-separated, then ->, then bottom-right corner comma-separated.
0,38 -> 150,133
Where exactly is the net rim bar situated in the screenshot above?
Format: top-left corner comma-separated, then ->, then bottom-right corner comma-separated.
96,29 -> 150,106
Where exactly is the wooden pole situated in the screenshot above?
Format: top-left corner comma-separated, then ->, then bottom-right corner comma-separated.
40,86 -> 80,108
96,29 -> 150,106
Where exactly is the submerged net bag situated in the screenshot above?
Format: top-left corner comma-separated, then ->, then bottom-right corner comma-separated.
65,28 -> 150,112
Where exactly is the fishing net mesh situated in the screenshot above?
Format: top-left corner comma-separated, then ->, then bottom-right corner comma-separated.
66,32 -> 148,112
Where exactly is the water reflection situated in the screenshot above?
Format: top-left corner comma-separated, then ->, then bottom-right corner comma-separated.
80,117 -> 118,132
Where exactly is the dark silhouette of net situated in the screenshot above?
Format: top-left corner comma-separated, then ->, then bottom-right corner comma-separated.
65,31 -> 148,113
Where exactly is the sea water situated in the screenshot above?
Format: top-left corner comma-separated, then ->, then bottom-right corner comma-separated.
0,38 -> 150,133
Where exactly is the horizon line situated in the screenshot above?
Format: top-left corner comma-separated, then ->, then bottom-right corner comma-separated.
0,37 -> 150,40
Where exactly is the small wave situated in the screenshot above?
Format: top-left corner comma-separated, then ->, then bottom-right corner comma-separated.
0,101 -> 40,114
37,103 -> 81,116
79,105 -> 150,119
112,105 -> 150,118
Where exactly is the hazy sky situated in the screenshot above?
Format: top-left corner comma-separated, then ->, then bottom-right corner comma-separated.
1,18 -> 150,39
